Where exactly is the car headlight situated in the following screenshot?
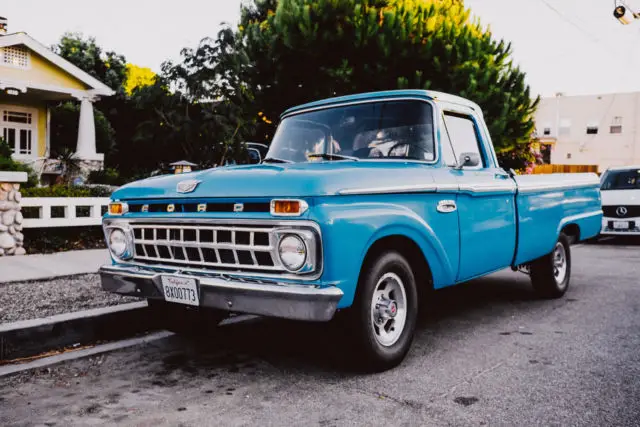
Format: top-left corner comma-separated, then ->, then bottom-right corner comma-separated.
278,234 -> 307,271
108,228 -> 131,259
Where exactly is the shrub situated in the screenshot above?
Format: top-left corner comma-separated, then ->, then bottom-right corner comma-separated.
23,226 -> 106,254
88,168 -> 127,186
0,138 -> 39,188
21,185 -> 113,198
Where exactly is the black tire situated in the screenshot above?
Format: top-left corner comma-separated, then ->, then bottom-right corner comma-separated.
346,251 -> 419,372
530,234 -> 571,299
147,299 -> 227,336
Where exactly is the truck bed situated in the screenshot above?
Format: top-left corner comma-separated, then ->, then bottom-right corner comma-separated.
513,173 -> 602,266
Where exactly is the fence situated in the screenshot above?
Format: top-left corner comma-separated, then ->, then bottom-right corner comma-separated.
533,164 -> 599,174
21,197 -> 110,228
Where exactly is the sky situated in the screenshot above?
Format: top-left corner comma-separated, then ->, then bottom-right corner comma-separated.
2,0 -> 640,98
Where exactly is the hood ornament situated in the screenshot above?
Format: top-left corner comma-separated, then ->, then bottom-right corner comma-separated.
176,179 -> 201,193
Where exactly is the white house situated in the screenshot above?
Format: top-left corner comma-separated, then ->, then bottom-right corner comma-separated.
534,92 -> 640,172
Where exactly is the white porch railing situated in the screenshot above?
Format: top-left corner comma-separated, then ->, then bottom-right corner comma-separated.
21,197 -> 110,228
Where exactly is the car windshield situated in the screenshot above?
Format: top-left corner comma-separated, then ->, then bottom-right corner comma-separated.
265,100 -> 435,163
601,169 -> 640,190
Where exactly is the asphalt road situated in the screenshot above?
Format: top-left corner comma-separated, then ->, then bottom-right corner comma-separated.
2,240 -> 640,426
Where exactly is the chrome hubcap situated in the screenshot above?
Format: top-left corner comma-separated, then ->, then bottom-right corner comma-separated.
553,242 -> 567,286
371,272 -> 407,347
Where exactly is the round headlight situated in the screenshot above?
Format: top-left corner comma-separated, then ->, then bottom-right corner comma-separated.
109,228 -> 128,258
278,234 -> 307,271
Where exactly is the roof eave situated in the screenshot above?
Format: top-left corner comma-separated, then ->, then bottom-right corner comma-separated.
0,33 -> 115,96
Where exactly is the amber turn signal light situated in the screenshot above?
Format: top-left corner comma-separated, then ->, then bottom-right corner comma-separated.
270,199 -> 309,216
108,202 -> 129,215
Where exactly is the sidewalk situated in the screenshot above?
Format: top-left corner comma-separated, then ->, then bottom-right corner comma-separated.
0,249 -> 110,283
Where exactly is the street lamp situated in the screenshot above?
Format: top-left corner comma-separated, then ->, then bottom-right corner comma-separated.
613,1 -> 640,24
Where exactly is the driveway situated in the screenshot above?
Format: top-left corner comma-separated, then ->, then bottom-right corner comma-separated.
1,241 -> 639,426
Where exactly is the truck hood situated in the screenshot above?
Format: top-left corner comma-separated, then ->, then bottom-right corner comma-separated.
601,189 -> 640,206
111,162 -> 437,200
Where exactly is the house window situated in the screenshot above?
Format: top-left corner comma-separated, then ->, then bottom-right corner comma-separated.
1,108 -> 36,156
543,127 -> 551,136
559,119 -> 571,137
1,46 -> 30,69
610,117 -> 623,134
586,123 -> 598,134
566,153 -> 572,159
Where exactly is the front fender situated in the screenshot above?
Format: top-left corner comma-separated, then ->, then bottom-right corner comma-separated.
310,195 -> 458,308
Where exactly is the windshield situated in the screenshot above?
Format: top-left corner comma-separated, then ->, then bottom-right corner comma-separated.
266,100 -> 435,163
601,169 -> 640,190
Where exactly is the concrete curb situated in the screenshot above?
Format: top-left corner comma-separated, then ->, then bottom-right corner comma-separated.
0,301 -> 154,362
0,331 -> 173,378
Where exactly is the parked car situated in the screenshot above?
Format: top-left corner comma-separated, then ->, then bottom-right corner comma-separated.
100,90 -> 602,371
599,165 -> 640,236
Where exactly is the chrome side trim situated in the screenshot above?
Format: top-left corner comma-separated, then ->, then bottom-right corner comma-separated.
518,181 -> 601,194
459,183 -> 517,195
337,183 -> 438,195
562,209 -> 603,224
337,182 -> 516,196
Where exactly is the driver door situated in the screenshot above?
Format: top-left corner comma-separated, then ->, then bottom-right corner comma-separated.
440,106 -> 517,282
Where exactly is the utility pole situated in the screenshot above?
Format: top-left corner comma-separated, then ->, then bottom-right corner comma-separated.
613,1 -> 640,24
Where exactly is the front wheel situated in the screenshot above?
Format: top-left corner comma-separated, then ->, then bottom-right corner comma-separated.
347,251 -> 418,372
530,234 -> 572,299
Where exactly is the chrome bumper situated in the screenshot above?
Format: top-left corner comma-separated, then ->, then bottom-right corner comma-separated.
99,264 -> 343,322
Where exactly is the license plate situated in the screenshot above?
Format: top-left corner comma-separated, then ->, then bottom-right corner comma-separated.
613,221 -> 630,230
161,276 -> 199,306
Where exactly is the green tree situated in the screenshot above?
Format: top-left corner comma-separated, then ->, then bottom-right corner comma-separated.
235,0 -> 538,167
49,101 -> 116,157
52,32 -> 127,92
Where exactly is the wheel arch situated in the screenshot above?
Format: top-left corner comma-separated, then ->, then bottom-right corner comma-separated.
560,223 -> 580,244
359,234 -> 435,305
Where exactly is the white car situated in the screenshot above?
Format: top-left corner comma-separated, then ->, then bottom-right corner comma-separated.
600,166 -> 640,236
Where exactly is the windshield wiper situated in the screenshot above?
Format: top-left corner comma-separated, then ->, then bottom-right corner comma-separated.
307,153 -> 359,161
262,157 -> 293,164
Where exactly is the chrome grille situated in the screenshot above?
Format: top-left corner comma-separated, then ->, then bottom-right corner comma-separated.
131,224 -> 281,272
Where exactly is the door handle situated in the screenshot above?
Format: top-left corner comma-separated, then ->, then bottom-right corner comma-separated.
437,199 -> 457,213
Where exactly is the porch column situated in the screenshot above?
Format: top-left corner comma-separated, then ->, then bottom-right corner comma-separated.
76,96 -> 98,160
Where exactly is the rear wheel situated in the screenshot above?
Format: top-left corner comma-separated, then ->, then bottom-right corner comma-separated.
147,299 -> 227,336
530,234 -> 571,299
346,251 -> 418,372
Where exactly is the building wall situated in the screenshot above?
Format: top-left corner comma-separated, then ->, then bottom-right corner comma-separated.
1,46 -> 89,91
535,92 -> 640,172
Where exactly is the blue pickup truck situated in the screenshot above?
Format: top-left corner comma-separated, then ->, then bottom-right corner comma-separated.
100,90 -> 602,371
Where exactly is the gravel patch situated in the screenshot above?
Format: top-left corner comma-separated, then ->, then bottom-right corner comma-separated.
0,274 -> 139,324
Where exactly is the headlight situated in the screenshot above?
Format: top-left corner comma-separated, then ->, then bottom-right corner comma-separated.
278,234 -> 307,271
108,228 -> 130,259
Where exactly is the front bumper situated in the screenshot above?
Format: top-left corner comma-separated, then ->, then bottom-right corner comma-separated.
601,216 -> 640,235
100,264 -> 343,322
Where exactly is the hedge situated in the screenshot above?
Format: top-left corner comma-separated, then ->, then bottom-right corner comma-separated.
21,185 -> 114,198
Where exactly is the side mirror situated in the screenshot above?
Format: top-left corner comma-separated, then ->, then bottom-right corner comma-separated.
247,148 -> 262,164
455,152 -> 480,169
